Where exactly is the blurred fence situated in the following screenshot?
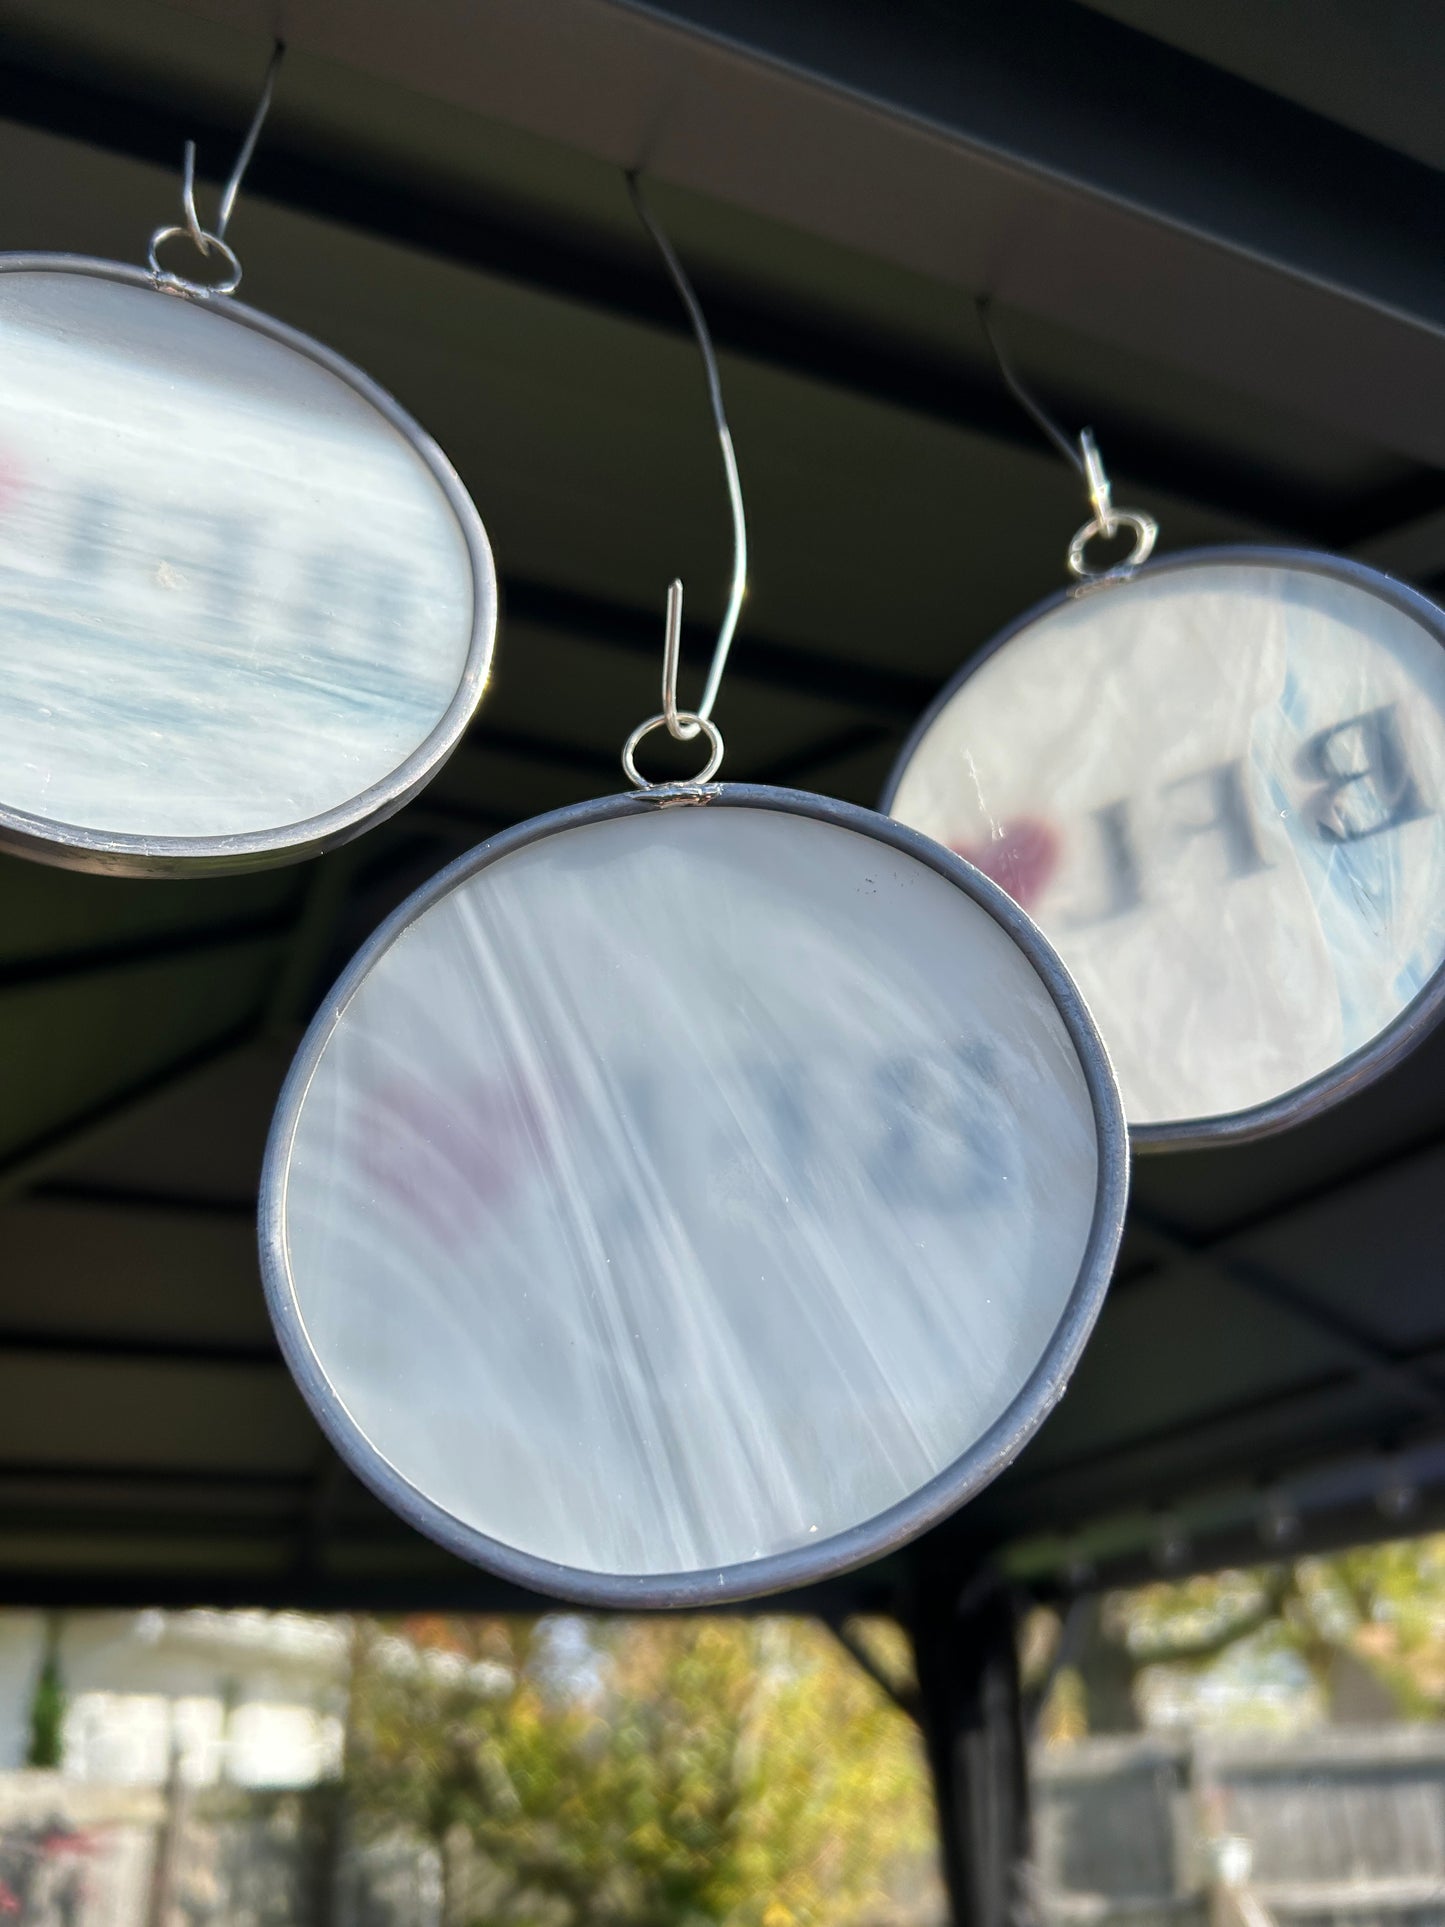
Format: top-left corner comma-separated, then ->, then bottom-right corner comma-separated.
0,1772 -> 433,1927
0,1765 -> 935,1925
6,1723 -> 1445,1927
1035,1725 -> 1445,1927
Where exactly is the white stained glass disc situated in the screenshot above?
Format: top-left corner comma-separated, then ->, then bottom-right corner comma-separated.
0,262 -> 492,872
886,552 -> 1445,1140
262,794 -> 1124,1601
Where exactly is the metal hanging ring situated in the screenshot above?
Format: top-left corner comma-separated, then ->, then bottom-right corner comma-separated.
623,712 -> 724,789
148,225 -> 244,297
979,301 -> 1165,583
149,41 -> 284,302
1067,509 -> 1158,584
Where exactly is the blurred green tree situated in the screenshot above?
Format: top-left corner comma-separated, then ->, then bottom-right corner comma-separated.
345,1613 -> 936,1927
1039,1532 -> 1445,1736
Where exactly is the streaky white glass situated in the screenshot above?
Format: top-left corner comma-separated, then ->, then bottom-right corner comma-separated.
272,802 -> 1108,1582
889,557 -> 1445,1133
0,267 -> 481,855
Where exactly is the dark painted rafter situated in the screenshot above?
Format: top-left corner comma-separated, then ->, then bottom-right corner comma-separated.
0,911 -> 295,995
1002,1336 -> 1445,1526
0,1019 -> 261,1201
0,1564 -> 906,1615
24,1181 -> 257,1218
0,37 -> 1376,544
0,880 -> 336,1200
1130,1208 -> 1445,1420
0,1330 -> 281,1366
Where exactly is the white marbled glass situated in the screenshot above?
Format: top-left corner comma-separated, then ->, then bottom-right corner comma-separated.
268,802 -> 1114,1587
0,266 -> 486,863
888,556 -> 1445,1135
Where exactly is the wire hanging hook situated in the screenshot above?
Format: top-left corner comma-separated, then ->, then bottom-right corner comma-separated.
659,576 -> 686,738
977,297 -> 1086,479
626,172 -> 748,744
976,297 -> 1157,585
214,38 -> 285,243
150,39 -> 285,297
623,575 -> 727,787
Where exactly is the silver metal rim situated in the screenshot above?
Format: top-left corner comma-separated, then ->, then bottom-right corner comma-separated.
258,782 -> 1129,1608
0,253 -> 498,878
880,544 -> 1445,1153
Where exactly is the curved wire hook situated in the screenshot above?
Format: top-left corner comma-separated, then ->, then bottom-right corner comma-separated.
627,171 -> 748,741
977,297 -> 1086,480
215,38 -> 285,241
976,296 -> 1157,582
161,39 -> 284,286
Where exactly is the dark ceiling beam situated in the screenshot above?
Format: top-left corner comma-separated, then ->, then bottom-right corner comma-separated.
752,723 -> 896,787
293,1451 -> 353,1582
1129,1207 -> 1445,1420
0,1020 -> 261,1202
1010,1424 -> 1445,1598
1190,1128 -> 1445,1252
0,1556 -> 902,1617
821,1613 -> 922,1723
1008,1371 -> 1363,1515
261,849 -> 365,1039
501,0 -> 1445,480
0,913 -> 293,995
993,1333 -> 1445,1538
0,873 -> 335,1201
0,34 -> 1356,542
1113,1128 -> 1445,1302
399,802 -> 513,842
0,1330 -> 281,1367
466,724 -> 622,782
0,1461 -> 310,1491
102,0 -> 1445,488
1064,1482 -> 1445,1597
24,1181 -> 256,1219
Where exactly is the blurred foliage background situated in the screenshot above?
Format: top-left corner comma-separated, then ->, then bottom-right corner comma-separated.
308,1534 -> 1445,1923
344,1613 -> 939,1927
1030,1533 -> 1445,1739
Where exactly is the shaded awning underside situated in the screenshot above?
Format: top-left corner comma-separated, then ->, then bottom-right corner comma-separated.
1,0 -> 1444,1612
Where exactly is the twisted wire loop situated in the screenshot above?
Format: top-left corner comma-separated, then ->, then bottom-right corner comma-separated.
149,39 -> 284,298
977,297 -> 1159,585
619,173 -> 747,784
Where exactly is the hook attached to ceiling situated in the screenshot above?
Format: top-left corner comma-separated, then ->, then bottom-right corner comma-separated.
977,295 -> 1157,585
624,172 -> 748,768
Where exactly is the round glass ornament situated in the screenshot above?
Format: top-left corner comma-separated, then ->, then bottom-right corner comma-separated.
260,785 -> 1127,1606
884,548 -> 1445,1148
0,256 -> 495,874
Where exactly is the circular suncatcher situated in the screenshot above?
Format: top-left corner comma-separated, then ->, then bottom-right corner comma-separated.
0,257 -> 494,874
261,786 -> 1126,1606
885,548 -> 1445,1147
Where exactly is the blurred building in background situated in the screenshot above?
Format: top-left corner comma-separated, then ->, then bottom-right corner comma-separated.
0,1611 -> 345,1786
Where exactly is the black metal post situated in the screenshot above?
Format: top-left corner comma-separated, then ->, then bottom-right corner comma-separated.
911,1577 -> 1031,1927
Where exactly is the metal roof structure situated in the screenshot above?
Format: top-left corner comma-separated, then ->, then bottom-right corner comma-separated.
0,0 -> 1443,1620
